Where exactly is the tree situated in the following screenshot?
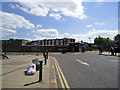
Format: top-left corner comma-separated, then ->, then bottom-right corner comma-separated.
94,36 -> 113,49
9,38 -> 14,40
114,34 -> 120,47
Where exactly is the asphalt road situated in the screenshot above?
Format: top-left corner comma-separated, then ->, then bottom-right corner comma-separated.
51,51 -> 118,88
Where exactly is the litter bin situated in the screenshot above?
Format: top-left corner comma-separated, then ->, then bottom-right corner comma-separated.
32,58 -> 40,71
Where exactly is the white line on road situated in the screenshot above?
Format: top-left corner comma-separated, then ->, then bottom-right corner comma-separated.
76,59 -> 90,66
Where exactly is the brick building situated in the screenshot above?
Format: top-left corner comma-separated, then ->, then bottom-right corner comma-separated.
25,38 -> 75,52
2,38 -> 76,52
2,39 -> 29,52
27,38 -> 75,46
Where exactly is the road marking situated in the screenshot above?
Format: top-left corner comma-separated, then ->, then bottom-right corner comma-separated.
54,60 -> 65,88
54,59 -> 70,89
74,53 -> 79,54
76,59 -> 90,66
55,59 -> 70,89
52,79 -> 57,84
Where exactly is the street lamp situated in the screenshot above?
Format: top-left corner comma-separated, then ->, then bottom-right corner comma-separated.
89,38 -> 91,43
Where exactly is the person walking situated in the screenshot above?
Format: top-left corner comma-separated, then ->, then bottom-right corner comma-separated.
111,46 -> 114,56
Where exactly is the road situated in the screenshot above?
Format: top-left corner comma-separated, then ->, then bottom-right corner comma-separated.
51,51 -> 118,88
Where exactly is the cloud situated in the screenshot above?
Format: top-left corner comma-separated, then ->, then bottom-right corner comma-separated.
33,28 -> 118,43
1,11 -> 35,29
1,27 -> 17,37
1,11 -> 35,37
86,22 -> 104,28
97,0 -> 103,2
28,7 -> 49,16
46,1 -> 87,19
73,30 -> 118,42
34,29 -> 59,37
9,4 -> 15,8
86,24 -> 93,28
37,24 -> 42,28
12,0 -> 87,20
49,13 -> 61,20
33,34 -> 47,40
94,22 -> 104,25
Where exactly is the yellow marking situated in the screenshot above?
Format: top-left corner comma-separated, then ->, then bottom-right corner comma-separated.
54,60 -> 65,89
52,79 -> 57,83
54,59 -> 70,89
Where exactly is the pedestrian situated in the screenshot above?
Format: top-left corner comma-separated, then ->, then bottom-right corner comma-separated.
98,47 -> 103,55
111,46 -> 114,56
82,46 -> 85,52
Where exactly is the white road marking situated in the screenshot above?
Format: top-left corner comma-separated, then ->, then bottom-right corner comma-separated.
74,53 -> 79,54
76,59 -> 90,66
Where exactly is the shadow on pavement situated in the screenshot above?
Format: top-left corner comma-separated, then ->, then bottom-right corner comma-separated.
24,81 -> 39,86
24,71 -> 27,76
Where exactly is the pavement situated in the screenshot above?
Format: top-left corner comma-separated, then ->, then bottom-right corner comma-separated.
1,54 -> 58,89
51,51 -> 118,88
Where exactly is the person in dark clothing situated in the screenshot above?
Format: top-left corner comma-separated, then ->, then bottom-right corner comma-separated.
98,47 -> 103,55
111,46 -> 114,56
62,48 -> 65,54
82,46 -> 85,52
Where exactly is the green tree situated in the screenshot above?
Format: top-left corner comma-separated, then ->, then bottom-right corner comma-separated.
114,34 -> 120,47
94,36 -> 113,48
9,38 -> 14,40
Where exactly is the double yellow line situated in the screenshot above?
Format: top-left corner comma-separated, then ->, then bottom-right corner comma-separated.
54,59 -> 70,89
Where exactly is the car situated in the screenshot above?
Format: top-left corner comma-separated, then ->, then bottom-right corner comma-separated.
27,64 -> 36,75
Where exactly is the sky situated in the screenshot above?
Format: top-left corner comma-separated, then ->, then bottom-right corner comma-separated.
1,0 -> 119,43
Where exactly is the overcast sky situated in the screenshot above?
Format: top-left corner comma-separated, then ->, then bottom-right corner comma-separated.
1,0 -> 118,42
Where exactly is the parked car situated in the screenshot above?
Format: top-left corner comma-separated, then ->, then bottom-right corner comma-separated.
27,64 -> 36,75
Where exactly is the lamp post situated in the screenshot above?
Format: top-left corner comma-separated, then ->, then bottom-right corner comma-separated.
89,38 -> 91,43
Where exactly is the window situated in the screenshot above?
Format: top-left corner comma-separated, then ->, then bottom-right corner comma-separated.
9,41 -> 12,43
56,42 -> 59,45
49,41 -> 51,45
60,43 -> 63,46
56,40 -> 58,43
60,40 -> 63,43
52,40 -> 54,43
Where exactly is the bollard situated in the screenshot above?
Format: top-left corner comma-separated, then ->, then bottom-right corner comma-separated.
46,50 -> 48,59
38,61 -> 43,82
44,55 -> 47,65
32,58 -> 39,71
23,52 -> 25,55
36,64 -> 39,71
36,52 -> 38,56
43,51 -> 45,58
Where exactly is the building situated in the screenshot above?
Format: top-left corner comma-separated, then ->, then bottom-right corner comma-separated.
2,38 -> 75,52
2,39 -> 29,52
27,38 -> 75,46
25,38 -> 75,52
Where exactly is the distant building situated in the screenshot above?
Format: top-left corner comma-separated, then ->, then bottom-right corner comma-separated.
25,38 -> 75,52
27,38 -> 75,46
2,38 -> 76,52
2,39 -> 29,52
